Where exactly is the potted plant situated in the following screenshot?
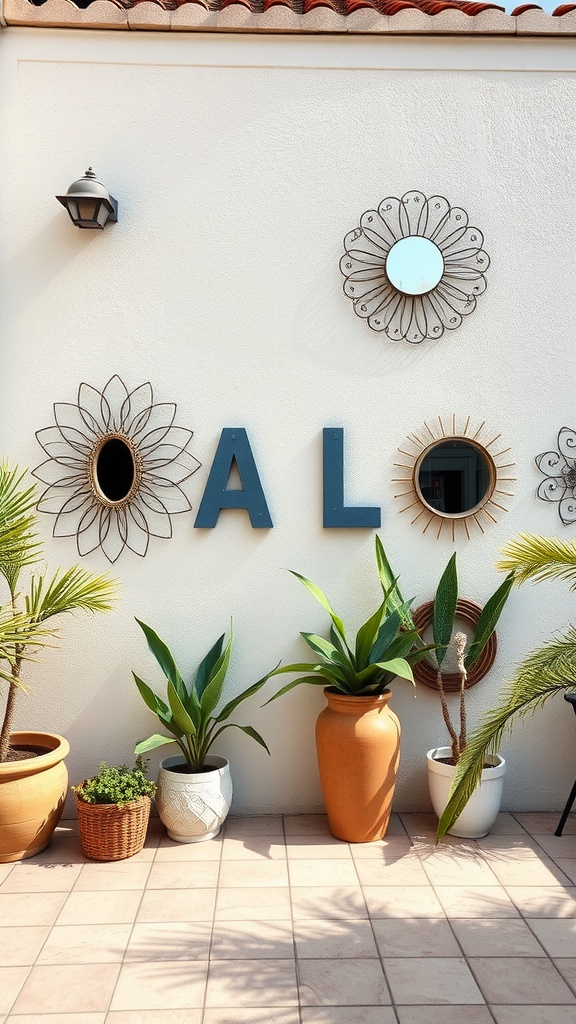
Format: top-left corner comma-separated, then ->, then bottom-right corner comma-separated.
437,534 -> 576,842
133,619 -> 274,842
265,536 -> 433,843
0,461 -> 117,863
419,553 -> 514,838
73,757 -> 156,861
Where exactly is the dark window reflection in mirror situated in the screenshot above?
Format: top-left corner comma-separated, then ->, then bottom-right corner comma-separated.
416,440 -> 493,517
93,436 -> 136,504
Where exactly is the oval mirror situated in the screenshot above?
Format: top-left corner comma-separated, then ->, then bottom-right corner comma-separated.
385,236 -> 444,296
93,436 -> 136,504
416,439 -> 494,517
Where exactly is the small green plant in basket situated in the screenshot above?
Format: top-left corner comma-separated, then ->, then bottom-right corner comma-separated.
73,757 -> 156,861
73,756 -> 156,808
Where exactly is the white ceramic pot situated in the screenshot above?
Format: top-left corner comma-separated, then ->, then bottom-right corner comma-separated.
427,746 -> 506,839
156,754 -> 233,843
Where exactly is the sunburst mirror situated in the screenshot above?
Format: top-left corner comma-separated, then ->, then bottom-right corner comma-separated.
33,375 -> 201,563
393,416 -> 515,540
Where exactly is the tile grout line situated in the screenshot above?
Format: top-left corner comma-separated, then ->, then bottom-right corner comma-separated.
283,812 -> 304,1024
200,823 -> 225,1024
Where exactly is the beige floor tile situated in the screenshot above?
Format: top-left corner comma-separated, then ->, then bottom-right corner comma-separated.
349,836 -> 414,859
0,862 -> 82,893
7,1015 -> 106,1024
0,926 -> 50,966
146,860 -> 219,889
372,918 -> 461,957
294,919 -> 377,959
106,1012 -> 201,1023
491,1008 -> 576,1024
215,886 -> 291,921
136,887 -> 216,922
36,923 -> 132,964
125,921 -> 212,961
301,1009 -> 396,1023
11,963 -> 120,1014
205,960 -> 298,1007
515,812 -> 576,835
383,957 -> 484,1004
397,1009 -> 494,1024
283,815 -> 330,837
363,884 -> 445,918
489,813 -> 529,834
451,918 -> 545,956
211,919 -> 294,959
419,851 -> 499,886
21,839 -> 86,865
479,853 -> 569,886
221,838 -> 287,861
398,813 -> 438,840
354,855 -> 429,886
435,885 -> 520,919
470,956 -> 576,1004
56,889 -> 141,926
383,813 -> 407,835
532,833 -> 576,858
203,1008 -> 299,1023
505,885 -> 576,918
290,886 -> 367,920
527,917 -> 576,956
297,958 -> 390,1006
552,957 -> 576,993
73,860 -> 152,891
287,859 -> 359,888
218,860 -> 288,887
156,836 -> 223,859
0,892 -> 68,927
110,960 -> 208,1010
225,816 -> 284,838
0,966 -> 30,1015
0,864 -> 14,884
286,836 -> 352,860
477,835 -> 541,853
553,859 -> 576,884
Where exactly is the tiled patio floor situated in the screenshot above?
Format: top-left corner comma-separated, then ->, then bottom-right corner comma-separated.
2,812 -> 576,1023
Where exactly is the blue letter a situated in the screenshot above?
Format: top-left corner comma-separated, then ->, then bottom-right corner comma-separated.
194,428 -> 273,528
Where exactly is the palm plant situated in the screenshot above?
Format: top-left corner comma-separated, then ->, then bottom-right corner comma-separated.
265,536 -> 433,701
0,461 -> 118,762
437,534 -> 576,841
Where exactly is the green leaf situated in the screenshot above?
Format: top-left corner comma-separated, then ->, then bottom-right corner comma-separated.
135,619 -> 187,704
216,663 -> 280,723
433,553 -> 458,666
193,633 -> 225,700
355,600 -> 385,669
167,678 -> 198,736
375,536 -> 413,626
290,571 -> 347,641
212,722 -> 271,755
368,610 -> 402,665
199,629 -> 233,717
300,633 -> 351,677
465,572 -> 514,669
496,534 -> 576,589
356,658 -> 414,685
262,675 -> 332,704
134,733 -> 176,754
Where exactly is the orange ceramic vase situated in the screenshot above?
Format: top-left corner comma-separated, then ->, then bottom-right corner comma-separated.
315,689 -> 401,843
0,732 -> 70,862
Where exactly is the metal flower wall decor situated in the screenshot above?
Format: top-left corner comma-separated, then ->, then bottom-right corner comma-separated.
339,191 -> 490,343
33,376 -> 201,563
536,427 -> 576,526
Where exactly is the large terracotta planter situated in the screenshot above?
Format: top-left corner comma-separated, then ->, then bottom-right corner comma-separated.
0,732 -> 70,863
315,689 -> 401,843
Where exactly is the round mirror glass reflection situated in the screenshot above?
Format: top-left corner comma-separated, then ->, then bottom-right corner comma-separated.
93,437 -> 135,504
386,236 -> 444,296
417,440 -> 492,516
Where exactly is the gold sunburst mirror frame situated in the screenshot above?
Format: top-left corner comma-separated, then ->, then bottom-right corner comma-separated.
393,416 -> 515,541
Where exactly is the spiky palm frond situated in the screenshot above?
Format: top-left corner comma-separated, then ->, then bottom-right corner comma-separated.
437,627 -> 576,841
26,566 -> 118,624
0,463 -> 42,594
496,534 -> 576,590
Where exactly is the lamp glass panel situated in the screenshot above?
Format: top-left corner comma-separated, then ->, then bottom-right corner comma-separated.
76,199 -> 99,223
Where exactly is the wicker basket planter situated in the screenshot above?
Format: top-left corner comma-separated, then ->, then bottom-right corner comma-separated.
75,793 -> 152,861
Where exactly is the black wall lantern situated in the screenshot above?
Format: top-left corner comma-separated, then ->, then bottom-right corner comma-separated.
56,167 -> 118,229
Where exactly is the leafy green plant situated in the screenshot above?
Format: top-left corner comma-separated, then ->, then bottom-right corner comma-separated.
429,553 -> 515,763
265,536 -> 433,702
133,620 -> 274,772
0,461 -> 118,762
73,756 -> 156,808
437,533 -> 576,841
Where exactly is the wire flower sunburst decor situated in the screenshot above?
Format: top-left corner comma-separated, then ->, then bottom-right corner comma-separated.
33,375 -> 201,563
393,416 -> 515,541
536,427 -> 576,526
339,191 -> 490,343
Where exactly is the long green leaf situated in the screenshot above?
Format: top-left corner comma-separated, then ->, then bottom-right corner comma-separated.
466,572 -> 514,669
210,722 -> 271,755
262,675 -> 332,704
433,554 -> 458,666
300,634 -> 351,679
135,619 -> 186,703
375,536 -> 414,626
132,673 -> 183,738
368,610 -> 402,665
216,663 -> 280,723
167,678 -> 198,736
290,571 -> 347,641
355,600 -> 385,670
135,733 -> 176,754
200,629 -> 233,717
356,658 -> 414,684
193,633 -> 225,700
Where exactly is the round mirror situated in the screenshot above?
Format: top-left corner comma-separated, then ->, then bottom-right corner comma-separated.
415,439 -> 494,518
385,236 -> 444,296
92,436 -> 137,504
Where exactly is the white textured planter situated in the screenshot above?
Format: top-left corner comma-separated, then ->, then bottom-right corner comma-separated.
156,754 -> 233,843
427,746 -> 506,839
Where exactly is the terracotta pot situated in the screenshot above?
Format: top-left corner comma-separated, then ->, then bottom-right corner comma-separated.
0,732 -> 70,863
315,689 -> 401,843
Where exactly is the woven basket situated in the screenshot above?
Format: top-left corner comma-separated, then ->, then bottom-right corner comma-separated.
75,793 -> 152,861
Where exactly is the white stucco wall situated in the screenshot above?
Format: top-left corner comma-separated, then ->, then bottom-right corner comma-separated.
1,27 -> 576,815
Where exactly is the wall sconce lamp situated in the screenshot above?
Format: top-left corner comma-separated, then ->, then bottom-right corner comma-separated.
56,167 -> 118,229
